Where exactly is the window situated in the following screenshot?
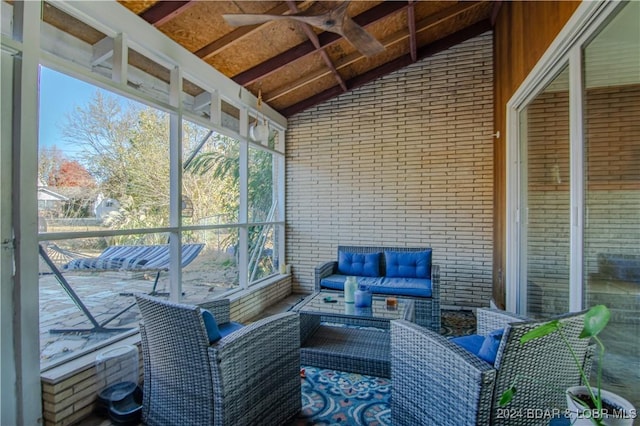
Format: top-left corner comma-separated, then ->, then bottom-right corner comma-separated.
36,50 -> 285,369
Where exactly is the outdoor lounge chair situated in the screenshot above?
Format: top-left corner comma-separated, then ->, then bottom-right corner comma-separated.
135,294 -> 301,426
39,243 -> 204,333
390,309 -> 594,426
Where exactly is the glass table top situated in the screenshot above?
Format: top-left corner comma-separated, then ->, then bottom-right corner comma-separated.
294,290 -> 412,321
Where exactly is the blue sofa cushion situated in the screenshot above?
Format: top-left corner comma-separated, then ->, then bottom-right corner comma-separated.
219,321 -> 244,338
320,275 -> 431,298
378,277 -> 431,297
321,275 -> 383,291
338,251 -> 381,277
450,334 -> 485,356
385,250 -> 432,278
451,329 -> 504,365
202,309 -> 221,343
478,328 -> 504,364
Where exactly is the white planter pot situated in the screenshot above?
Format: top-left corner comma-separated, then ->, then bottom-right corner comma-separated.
566,386 -> 636,426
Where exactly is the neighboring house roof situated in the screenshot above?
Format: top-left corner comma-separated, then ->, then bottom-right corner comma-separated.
37,187 -> 69,202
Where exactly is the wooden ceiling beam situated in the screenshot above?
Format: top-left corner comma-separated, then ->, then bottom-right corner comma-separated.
266,29 -> 409,103
232,1 -> 409,87
408,1 -> 417,62
285,0 -> 347,92
140,1 -> 195,27
281,19 -> 492,117
266,1 -> 485,103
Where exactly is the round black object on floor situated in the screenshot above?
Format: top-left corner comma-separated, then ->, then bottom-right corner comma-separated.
109,385 -> 143,426
95,381 -> 137,418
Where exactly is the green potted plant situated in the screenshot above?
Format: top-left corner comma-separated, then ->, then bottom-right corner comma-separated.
499,305 -> 636,426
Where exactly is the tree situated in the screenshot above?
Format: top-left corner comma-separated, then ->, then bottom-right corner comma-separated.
38,147 -> 97,218
62,92 -> 171,235
187,140 -> 276,279
55,160 -> 96,187
59,90 -> 275,262
39,146 -> 66,186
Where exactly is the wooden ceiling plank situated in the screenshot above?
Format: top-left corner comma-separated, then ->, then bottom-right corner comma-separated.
281,19 -> 492,117
196,24 -> 262,59
415,1 -> 485,33
285,0 -> 347,92
319,50 -> 348,91
196,1 -> 314,61
235,42 -> 318,87
491,0 -> 503,26
408,1 -> 417,62
140,1 -> 195,27
280,85 -> 346,117
266,29 -> 410,103
266,2 -> 487,103
415,19 -> 491,60
233,1 -> 409,87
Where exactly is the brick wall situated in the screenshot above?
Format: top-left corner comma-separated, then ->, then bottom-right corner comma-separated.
230,276 -> 292,322
285,32 -> 494,308
41,276 -> 292,425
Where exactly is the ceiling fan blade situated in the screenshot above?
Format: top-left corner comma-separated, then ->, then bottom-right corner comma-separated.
340,16 -> 385,57
223,2 -> 384,58
224,11 -> 340,33
222,13 -> 290,27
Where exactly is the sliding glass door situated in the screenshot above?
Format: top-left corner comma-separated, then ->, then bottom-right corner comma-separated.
520,66 -> 571,318
509,1 -> 639,408
581,1 -> 640,405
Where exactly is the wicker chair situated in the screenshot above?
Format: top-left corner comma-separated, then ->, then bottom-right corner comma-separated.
391,309 -> 594,426
135,294 -> 301,426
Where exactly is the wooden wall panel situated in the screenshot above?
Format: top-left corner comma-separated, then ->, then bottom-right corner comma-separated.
492,0 -> 581,308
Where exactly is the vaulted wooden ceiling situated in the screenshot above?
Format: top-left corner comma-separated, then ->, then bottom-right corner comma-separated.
56,1 -> 499,118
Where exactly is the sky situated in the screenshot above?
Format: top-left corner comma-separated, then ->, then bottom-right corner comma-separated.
38,66 -> 126,156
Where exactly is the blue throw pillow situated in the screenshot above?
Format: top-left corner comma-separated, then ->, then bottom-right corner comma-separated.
338,251 -> 381,277
201,309 -> 221,344
450,334 -> 485,355
385,250 -> 432,278
478,328 -> 504,364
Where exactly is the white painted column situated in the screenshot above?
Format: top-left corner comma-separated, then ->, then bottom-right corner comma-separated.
8,1 -> 44,424
239,108 -> 249,288
169,65 -> 183,302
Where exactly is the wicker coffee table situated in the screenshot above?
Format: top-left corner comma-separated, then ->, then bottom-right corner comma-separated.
292,290 -> 415,378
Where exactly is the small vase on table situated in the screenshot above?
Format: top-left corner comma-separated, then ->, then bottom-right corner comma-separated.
344,276 -> 357,303
355,285 -> 372,308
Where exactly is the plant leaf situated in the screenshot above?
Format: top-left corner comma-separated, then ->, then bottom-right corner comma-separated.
579,305 -> 610,338
499,386 -> 517,406
521,320 -> 560,344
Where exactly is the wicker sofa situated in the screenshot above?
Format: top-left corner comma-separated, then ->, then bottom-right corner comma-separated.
315,245 -> 440,331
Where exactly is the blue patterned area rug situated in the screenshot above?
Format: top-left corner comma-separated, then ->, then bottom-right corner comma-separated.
289,310 -> 475,425
291,366 -> 391,426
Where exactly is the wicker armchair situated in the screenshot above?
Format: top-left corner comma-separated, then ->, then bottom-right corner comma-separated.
391,309 -> 594,426
135,294 -> 301,426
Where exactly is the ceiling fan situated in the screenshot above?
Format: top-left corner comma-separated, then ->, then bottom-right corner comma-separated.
222,2 -> 385,57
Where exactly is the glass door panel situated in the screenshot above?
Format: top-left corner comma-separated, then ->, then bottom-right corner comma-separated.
521,66 -> 571,318
582,0 -> 640,408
